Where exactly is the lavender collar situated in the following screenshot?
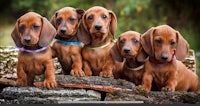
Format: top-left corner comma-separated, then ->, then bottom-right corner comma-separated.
16,46 -> 48,53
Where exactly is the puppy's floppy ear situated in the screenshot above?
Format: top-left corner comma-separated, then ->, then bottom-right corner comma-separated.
77,12 -> 91,45
11,19 -> 23,47
110,39 -> 123,62
136,48 -> 148,63
76,8 -> 85,20
108,10 -> 117,36
39,17 -> 56,47
50,11 -> 58,29
141,27 -> 155,57
136,34 -> 148,62
175,31 -> 189,61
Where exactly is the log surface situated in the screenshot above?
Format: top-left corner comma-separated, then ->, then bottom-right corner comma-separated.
0,46 -> 199,104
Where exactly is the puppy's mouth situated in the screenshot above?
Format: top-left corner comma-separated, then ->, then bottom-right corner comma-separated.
22,42 -> 37,47
91,33 -> 104,40
58,34 -> 74,38
155,55 -> 172,63
122,53 -> 136,59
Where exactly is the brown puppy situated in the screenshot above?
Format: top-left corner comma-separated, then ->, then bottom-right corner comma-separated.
110,31 -> 145,85
137,25 -> 199,92
11,12 -> 57,88
50,7 -> 85,76
78,6 -> 117,77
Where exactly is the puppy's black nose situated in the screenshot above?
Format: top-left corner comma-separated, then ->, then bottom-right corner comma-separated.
95,24 -> 102,30
124,48 -> 130,53
161,53 -> 168,60
24,36 -> 31,43
60,27 -> 66,33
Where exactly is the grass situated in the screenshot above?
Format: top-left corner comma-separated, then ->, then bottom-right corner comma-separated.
0,24 -> 15,46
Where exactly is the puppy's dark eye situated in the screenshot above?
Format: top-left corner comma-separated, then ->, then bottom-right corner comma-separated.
120,39 -> 125,45
19,25 -> 25,33
33,25 -> 40,30
69,18 -> 75,23
155,39 -> 162,45
88,15 -> 93,20
56,18 -> 62,24
102,15 -> 107,19
132,39 -> 138,44
170,41 -> 176,46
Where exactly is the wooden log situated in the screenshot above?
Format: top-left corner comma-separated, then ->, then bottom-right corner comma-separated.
0,46 -> 199,104
34,75 -> 134,93
105,89 -> 200,104
0,46 -> 197,90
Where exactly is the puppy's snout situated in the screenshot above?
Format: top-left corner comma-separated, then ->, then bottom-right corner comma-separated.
60,27 -> 66,34
161,53 -> 168,60
124,47 -> 130,53
95,24 -> 102,30
24,36 -> 31,43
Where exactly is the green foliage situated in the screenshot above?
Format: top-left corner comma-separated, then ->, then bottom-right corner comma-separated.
0,0 -> 199,51
0,0 -> 200,81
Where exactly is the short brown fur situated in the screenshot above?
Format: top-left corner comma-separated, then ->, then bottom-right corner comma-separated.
110,31 -> 145,85
50,7 -> 85,76
11,12 -> 57,89
78,6 -> 118,77
137,25 -> 199,92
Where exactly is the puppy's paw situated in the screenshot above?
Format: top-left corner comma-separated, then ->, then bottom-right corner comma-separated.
43,79 -> 57,89
16,79 -> 28,87
135,85 -> 150,92
161,87 -> 174,92
84,68 -> 92,76
71,69 -> 85,77
99,71 -> 113,78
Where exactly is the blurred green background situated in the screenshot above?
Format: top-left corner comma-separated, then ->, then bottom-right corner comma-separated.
0,0 -> 200,78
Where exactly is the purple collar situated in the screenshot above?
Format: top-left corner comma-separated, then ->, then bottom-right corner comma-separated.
16,46 -> 48,53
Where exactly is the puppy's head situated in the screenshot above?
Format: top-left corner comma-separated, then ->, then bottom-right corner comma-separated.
139,25 -> 189,62
110,31 -> 141,62
51,7 -> 84,38
11,12 -> 56,48
78,6 -> 117,45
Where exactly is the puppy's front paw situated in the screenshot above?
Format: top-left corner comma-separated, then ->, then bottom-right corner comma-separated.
135,85 -> 150,92
16,79 -> 28,87
83,68 -> 92,76
99,71 -> 113,78
43,79 -> 57,89
71,69 -> 85,77
161,87 -> 174,92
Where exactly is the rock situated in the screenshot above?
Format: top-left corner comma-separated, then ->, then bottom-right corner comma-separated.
0,87 -> 101,104
105,89 -> 200,104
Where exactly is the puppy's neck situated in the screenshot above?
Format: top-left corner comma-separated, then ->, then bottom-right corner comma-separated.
125,57 -> 144,69
90,33 -> 112,47
56,33 -> 79,42
24,45 -> 41,50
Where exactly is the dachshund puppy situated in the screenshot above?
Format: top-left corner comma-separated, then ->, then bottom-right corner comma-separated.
78,6 -> 117,77
137,25 -> 199,92
11,12 -> 57,88
50,7 -> 85,76
110,31 -> 145,85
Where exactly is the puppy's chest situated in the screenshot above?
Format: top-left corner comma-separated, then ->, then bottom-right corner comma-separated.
150,63 -> 176,84
82,48 -> 109,61
56,44 -> 81,57
18,52 -> 49,73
